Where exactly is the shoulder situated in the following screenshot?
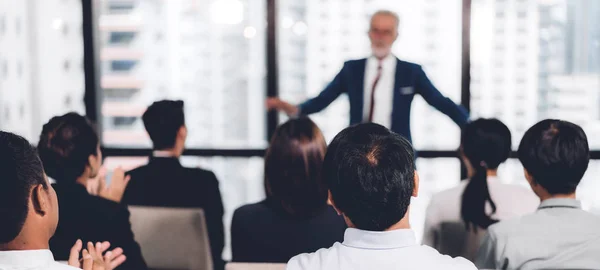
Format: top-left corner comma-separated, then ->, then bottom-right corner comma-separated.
287,244 -> 339,270
50,262 -> 81,270
418,246 -> 478,269
428,181 -> 468,213
233,201 -> 270,220
396,59 -> 421,69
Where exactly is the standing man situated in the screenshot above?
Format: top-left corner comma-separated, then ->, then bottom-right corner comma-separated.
268,10 -> 468,142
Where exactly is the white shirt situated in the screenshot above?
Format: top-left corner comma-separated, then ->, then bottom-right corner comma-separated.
0,250 -> 79,270
422,176 -> 539,257
362,54 -> 397,128
287,228 -> 477,270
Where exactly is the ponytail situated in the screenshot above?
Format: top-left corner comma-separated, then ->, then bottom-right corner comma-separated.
460,161 -> 498,231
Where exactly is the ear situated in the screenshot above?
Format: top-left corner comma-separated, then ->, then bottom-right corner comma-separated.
523,169 -> 534,185
87,154 -> 98,175
327,191 -> 342,216
412,171 -> 420,197
31,184 -> 49,216
178,126 -> 188,140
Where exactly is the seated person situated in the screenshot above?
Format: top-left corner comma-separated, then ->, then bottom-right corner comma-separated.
0,131 -> 124,270
231,118 -> 346,263
287,123 -> 477,270
476,119 -> 600,269
38,113 -> 147,270
122,100 -> 224,269
423,119 -> 538,260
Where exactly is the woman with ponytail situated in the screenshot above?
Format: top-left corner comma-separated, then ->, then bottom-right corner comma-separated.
422,118 -> 538,261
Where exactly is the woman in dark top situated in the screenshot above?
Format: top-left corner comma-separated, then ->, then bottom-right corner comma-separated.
38,113 -> 147,270
231,117 -> 346,263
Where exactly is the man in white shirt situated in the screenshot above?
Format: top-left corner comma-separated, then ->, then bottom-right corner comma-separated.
286,123 -> 476,270
267,10 -> 469,144
0,131 -> 124,270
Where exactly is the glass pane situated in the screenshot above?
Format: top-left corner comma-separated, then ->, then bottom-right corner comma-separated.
471,0 -> 600,149
97,0 -> 267,149
0,0 -> 85,143
104,156 -> 264,261
277,0 -> 463,150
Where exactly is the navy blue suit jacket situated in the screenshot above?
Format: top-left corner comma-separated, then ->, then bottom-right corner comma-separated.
298,58 -> 469,142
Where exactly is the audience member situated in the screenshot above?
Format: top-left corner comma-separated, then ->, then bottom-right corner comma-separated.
38,113 -> 147,270
231,118 -> 346,263
287,123 -> 477,270
476,119 -> 600,269
0,131 -> 125,270
122,100 -> 225,269
422,119 -> 538,260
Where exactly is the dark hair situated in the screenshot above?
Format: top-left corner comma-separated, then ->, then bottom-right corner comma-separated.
324,123 -> 415,231
460,118 -> 511,230
264,118 -> 328,218
38,112 -> 99,183
142,100 -> 185,150
0,131 -> 47,244
518,119 -> 589,195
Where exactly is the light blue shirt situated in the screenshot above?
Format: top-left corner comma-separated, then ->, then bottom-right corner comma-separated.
287,228 -> 476,270
476,198 -> 600,269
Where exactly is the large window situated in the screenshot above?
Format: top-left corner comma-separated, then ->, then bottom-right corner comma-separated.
277,0 -> 464,150
97,0 -> 267,149
471,0 -> 600,149
0,0 -> 85,142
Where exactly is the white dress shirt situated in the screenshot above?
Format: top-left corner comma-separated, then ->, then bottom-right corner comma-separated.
362,54 -> 397,128
422,176 -> 539,259
287,228 -> 477,270
0,250 -> 79,270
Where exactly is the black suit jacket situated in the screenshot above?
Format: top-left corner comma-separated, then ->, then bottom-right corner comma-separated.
123,157 -> 225,270
231,200 -> 347,263
50,183 -> 147,270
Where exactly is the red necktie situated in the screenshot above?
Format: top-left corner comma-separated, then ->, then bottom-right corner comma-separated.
368,61 -> 383,122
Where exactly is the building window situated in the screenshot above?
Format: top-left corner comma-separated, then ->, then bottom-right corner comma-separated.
108,2 -> 135,14
109,32 -> 136,45
110,60 -> 137,72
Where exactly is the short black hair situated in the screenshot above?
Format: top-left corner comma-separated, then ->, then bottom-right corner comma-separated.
324,123 -> 415,231
264,117 -> 328,218
142,100 -> 185,150
0,131 -> 47,244
518,119 -> 589,195
38,112 -> 99,183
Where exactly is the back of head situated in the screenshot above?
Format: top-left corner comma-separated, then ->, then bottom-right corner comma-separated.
0,131 -> 46,244
264,117 -> 328,218
518,119 -> 589,195
142,100 -> 185,150
324,123 -> 415,231
38,112 -> 99,183
460,118 -> 511,230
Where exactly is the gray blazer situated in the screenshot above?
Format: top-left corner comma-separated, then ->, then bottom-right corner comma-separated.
476,198 -> 600,270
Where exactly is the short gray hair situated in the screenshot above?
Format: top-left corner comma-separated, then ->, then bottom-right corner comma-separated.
371,10 -> 400,29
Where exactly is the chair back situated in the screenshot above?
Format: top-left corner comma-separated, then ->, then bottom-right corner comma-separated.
129,206 -> 213,270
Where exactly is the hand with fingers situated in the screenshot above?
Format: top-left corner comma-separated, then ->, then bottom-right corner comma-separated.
98,167 -> 131,203
68,240 -> 127,270
266,98 -> 299,117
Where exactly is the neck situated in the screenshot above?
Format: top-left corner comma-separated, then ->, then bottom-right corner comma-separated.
153,147 -> 181,158
75,174 -> 89,187
0,225 -> 49,251
486,169 -> 498,177
539,192 -> 576,202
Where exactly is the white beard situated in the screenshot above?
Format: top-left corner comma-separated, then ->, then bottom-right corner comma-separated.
372,46 -> 391,58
